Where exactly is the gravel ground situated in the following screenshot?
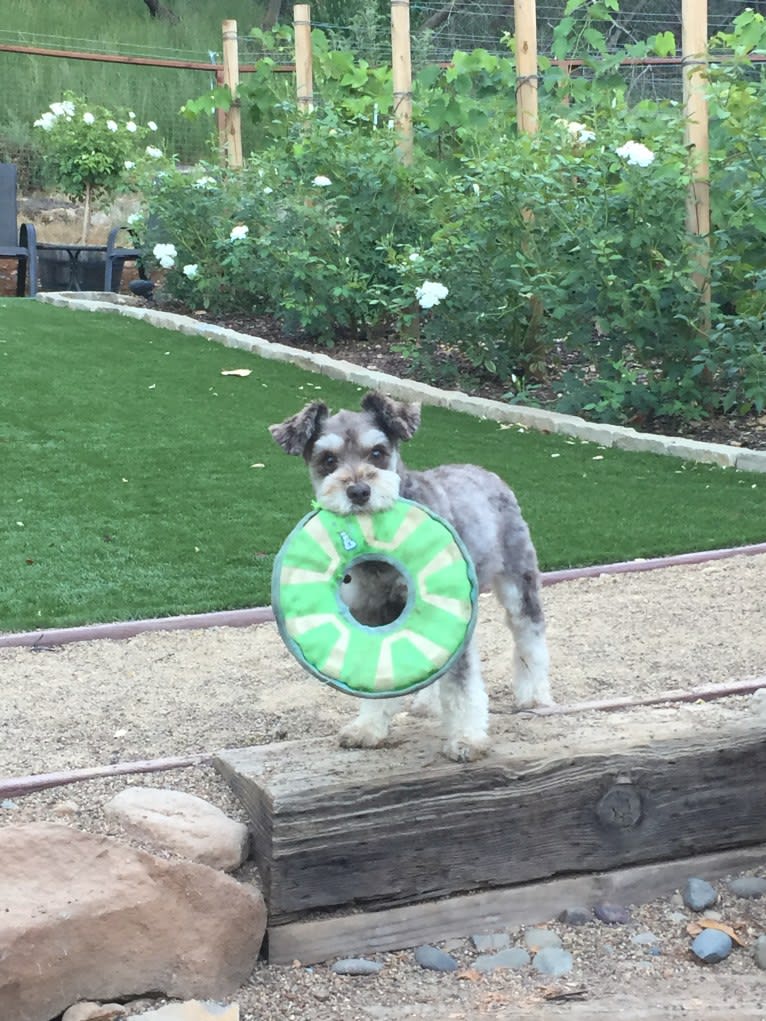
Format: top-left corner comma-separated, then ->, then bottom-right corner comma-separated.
2,553 -> 766,1019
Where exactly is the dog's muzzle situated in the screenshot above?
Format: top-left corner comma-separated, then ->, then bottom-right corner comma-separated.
346,482 -> 371,507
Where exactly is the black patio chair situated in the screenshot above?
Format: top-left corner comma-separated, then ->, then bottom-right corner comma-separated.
0,163 -> 39,296
104,225 -> 147,292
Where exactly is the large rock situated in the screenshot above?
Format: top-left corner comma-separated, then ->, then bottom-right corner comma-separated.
0,823 -> 266,1021
104,787 -> 249,871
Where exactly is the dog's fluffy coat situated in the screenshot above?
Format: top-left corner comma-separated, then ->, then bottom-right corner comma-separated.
270,391 -> 551,761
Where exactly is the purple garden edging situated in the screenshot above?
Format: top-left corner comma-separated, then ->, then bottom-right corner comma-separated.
2,541 -> 765,650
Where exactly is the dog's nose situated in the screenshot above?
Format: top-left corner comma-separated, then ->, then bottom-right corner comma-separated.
347,482 -> 371,506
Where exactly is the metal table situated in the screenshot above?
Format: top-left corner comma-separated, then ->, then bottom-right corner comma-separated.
37,242 -> 108,291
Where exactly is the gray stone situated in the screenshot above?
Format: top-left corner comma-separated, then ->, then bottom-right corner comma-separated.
683,877 -> 717,912
594,903 -> 632,925
104,787 -> 249,872
470,932 -> 509,953
0,823 -> 265,1021
691,928 -> 733,964
753,934 -> 766,970
630,931 -> 660,947
330,958 -> 384,976
474,947 -> 531,973
728,876 -> 766,899
126,1004 -> 239,1020
62,1003 -> 127,1021
414,945 -> 459,972
532,947 -> 574,977
524,927 -> 563,951
558,906 -> 592,926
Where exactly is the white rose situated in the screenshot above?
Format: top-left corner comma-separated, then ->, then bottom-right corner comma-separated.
415,280 -> 449,310
229,224 -> 249,241
183,264 -> 199,280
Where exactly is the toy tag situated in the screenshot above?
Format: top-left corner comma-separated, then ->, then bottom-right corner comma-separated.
338,530 -> 358,552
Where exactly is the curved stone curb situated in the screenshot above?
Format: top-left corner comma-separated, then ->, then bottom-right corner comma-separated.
36,292 -> 766,473
2,542 -> 765,649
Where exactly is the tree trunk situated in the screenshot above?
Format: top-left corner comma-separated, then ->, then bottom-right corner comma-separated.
143,0 -> 179,23
261,0 -> 284,30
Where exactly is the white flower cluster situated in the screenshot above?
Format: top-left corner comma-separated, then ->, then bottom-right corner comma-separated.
415,280 -> 449,309
229,224 -> 249,241
153,243 -> 177,269
312,175 -> 332,187
183,264 -> 199,280
565,120 -> 596,143
615,140 -> 655,167
193,176 -> 217,190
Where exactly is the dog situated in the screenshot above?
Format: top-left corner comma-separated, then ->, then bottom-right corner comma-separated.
269,391 -> 551,762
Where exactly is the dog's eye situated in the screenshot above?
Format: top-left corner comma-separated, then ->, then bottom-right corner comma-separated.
322,453 -> 338,469
369,446 -> 387,462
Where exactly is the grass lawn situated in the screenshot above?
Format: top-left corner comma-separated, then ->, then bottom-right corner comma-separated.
2,299 -> 765,632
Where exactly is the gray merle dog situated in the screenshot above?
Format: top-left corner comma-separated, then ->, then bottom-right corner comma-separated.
270,391 -> 551,762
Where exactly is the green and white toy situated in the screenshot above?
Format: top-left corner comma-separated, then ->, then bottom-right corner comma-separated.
272,498 -> 478,698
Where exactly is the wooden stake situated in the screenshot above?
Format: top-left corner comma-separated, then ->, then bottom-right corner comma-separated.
221,19 -> 243,169
682,0 -> 710,305
391,0 -> 413,164
515,0 -> 539,134
294,4 -> 314,114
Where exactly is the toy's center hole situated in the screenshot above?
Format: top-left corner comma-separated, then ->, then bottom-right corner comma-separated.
340,559 -> 408,627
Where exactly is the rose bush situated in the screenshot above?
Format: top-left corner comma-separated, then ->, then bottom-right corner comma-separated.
34,92 -> 163,241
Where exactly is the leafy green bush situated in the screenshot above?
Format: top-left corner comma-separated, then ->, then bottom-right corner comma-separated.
142,7 -> 766,427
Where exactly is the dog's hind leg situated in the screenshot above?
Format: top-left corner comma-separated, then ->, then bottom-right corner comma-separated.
439,640 -> 489,762
493,574 -> 552,709
338,697 -> 402,749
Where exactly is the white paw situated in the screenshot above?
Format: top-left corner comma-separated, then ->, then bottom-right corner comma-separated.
442,734 -> 489,763
514,679 -> 554,710
338,719 -> 389,749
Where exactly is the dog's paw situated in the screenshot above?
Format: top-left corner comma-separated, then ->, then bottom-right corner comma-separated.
338,720 -> 389,749
514,680 -> 554,711
442,734 -> 489,763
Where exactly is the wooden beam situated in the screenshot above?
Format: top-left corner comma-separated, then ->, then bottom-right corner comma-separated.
266,843 -> 766,964
391,0 -> 414,164
294,4 -> 314,115
221,19 -> 243,169
215,718 -> 766,925
515,0 -> 539,134
682,0 -> 710,304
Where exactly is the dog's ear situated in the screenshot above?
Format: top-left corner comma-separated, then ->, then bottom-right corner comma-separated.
361,392 -> 421,442
269,401 -> 329,457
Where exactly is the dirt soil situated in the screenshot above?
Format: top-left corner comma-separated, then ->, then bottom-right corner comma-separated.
3,553 -> 766,1020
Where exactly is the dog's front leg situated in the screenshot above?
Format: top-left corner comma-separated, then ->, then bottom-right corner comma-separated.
439,641 -> 489,762
338,697 -> 402,749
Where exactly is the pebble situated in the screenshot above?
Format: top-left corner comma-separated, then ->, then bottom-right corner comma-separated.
668,911 -> 689,924
683,877 -> 717,912
728,876 -> 766,899
630,931 -> 660,947
0,799 -> 17,810
330,958 -> 383,976
691,928 -> 733,964
474,947 -> 531,973
524,927 -> 562,951
594,903 -> 632,925
558,906 -> 592,926
414,945 -> 459,973
471,932 -> 509,953
532,947 -> 574,977
753,934 -> 766,970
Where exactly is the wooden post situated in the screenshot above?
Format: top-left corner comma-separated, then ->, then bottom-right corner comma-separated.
391,0 -> 413,164
515,0 -> 539,134
221,19 -> 243,169
682,0 -> 710,305
294,4 -> 314,114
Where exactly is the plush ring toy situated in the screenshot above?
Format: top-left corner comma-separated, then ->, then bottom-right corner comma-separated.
272,498 -> 478,698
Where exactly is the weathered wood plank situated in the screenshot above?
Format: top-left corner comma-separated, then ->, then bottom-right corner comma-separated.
214,719 -> 766,924
266,842 -> 766,964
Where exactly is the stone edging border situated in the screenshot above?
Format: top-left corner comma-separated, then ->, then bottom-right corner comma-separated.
35,291 -> 766,473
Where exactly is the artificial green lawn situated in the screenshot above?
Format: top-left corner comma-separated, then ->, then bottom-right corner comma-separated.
1,299 -> 764,632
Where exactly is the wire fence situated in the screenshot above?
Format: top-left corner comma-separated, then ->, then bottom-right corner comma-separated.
1,3 -> 762,189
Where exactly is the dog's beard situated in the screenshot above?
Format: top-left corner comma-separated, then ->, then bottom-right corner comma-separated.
315,467 -> 401,515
